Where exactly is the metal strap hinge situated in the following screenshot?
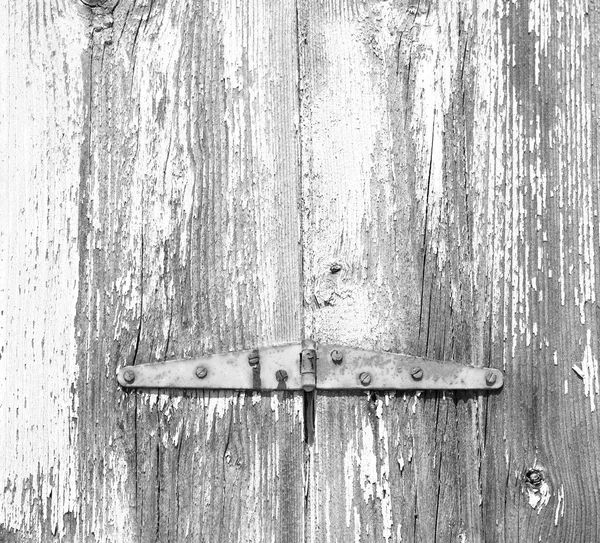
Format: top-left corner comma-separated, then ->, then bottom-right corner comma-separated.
117,340 -> 503,392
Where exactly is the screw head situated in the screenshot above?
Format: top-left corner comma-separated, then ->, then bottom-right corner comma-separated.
248,349 -> 260,367
331,349 -> 343,364
359,372 -> 371,386
485,371 -> 497,386
195,366 -> 208,379
275,370 -> 288,382
123,369 -> 136,384
410,367 -> 423,381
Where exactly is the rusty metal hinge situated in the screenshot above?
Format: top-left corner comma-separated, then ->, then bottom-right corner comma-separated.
117,340 -> 503,392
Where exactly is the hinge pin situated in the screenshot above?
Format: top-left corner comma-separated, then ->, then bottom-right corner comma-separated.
300,340 -> 317,391
195,366 -> 208,379
359,372 -> 371,386
331,349 -> 343,364
123,369 -> 136,384
410,367 -> 423,381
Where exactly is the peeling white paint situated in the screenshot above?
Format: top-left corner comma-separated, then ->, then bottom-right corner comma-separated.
409,2 -> 465,268
411,392 -> 421,414
527,480 -> 551,512
353,507 -> 362,543
472,0 -> 599,412
580,329 -> 599,412
344,443 -> 355,529
554,484 -> 565,526
297,0 -> 599,538
341,400 -> 395,541
397,455 -> 405,474
0,2 -> 87,536
270,394 -> 280,422
375,398 -> 393,541
204,393 -> 237,439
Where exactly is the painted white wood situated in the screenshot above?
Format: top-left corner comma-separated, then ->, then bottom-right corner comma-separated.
0,1 -> 88,537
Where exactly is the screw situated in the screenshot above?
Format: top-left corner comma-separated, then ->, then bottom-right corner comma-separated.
248,349 -> 260,367
330,263 -> 342,274
411,367 -> 423,381
275,370 -> 288,382
331,349 -> 343,364
195,366 -> 208,379
485,371 -> 497,386
359,372 -> 371,386
123,370 -> 136,384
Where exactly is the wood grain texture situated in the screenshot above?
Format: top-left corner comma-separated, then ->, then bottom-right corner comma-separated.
4,0 -> 600,541
4,0 -> 304,541
480,0 -> 600,540
0,2 -> 88,539
299,0 -> 600,542
76,0 -> 305,541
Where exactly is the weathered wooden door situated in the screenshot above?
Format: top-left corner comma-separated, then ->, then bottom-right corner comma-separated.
2,1 -> 599,541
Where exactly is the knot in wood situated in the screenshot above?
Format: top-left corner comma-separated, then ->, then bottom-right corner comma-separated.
525,468 -> 544,488
329,263 -> 342,274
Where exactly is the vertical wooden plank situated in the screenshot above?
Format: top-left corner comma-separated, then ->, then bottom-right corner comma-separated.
0,2 -> 88,540
299,1 -> 445,541
300,0 -> 600,542
478,0 -> 600,541
77,0 -> 304,542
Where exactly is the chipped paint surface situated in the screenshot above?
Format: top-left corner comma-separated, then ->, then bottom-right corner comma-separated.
310,397 -> 396,542
4,0 -> 600,540
300,1 -> 421,352
554,484 -> 565,526
581,329 -> 599,411
526,480 -> 551,512
5,0 -> 306,540
0,2 -> 87,537
302,0 -> 600,540
79,2 -> 304,541
80,0 -> 305,541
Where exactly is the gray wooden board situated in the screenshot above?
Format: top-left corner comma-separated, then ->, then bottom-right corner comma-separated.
298,0 -> 600,542
0,2 -> 88,540
76,1 -> 304,542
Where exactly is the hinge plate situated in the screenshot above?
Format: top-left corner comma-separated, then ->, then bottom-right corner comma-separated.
117,344 -> 303,390
117,342 -> 503,391
315,344 -> 501,390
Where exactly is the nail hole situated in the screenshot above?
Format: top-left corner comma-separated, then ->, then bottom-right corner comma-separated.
329,263 -> 342,274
